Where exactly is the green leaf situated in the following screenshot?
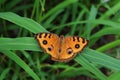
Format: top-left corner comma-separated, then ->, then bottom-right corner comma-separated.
0,37 -> 41,51
91,27 -> 120,39
0,68 -> 10,80
59,67 -> 96,79
108,71 -> 120,80
40,0 -> 78,21
96,40 -> 120,52
0,12 -> 47,33
78,48 -> 120,71
100,1 -> 120,19
0,50 -> 40,80
75,48 -> 120,79
75,52 -> 107,80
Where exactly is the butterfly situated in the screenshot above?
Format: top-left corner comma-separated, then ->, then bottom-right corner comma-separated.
35,33 -> 88,62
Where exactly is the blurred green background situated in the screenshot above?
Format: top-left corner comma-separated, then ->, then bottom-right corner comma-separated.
0,0 -> 120,80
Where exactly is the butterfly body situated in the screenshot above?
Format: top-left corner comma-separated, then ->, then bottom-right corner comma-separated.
35,33 -> 88,62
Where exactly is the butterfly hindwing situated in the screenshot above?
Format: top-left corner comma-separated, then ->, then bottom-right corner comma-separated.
58,36 -> 88,62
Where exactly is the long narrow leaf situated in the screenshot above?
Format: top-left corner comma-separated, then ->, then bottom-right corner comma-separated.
0,12 -> 47,33
0,50 -> 40,80
0,37 -> 41,51
80,48 -> 120,71
75,53 -> 107,80
40,0 -> 78,21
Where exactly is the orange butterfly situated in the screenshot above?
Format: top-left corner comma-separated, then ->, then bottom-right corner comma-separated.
35,33 -> 88,62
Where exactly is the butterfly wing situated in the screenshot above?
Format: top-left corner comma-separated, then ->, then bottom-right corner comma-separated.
58,36 -> 88,62
35,33 -> 60,59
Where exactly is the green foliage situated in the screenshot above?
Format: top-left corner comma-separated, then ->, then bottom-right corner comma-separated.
0,0 -> 120,80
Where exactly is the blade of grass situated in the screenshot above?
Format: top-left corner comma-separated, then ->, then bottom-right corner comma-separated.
90,27 -> 120,46
81,48 -> 120,71
0,12 -> 47,33
51,19 -> 120,31
84,5 -> 97,37
55,7 -> 69,34
40,0 -> 78,22
43,9 -> 64,29
59,67 -> 96,79
6,0 -> 21,10
0,68 -> 10,80
100,1 -> 120,19
75,53 -> 107,80
0,37 -> 41,51
70,3 -> 77,35
90,27 -> 120,39
108,71 -> 120,80
0,50 -> 40,80
96,40 -> 120,52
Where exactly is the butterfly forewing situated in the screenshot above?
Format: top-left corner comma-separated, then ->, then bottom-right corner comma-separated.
35,33 -> 60,59
58,36 -> 88,62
